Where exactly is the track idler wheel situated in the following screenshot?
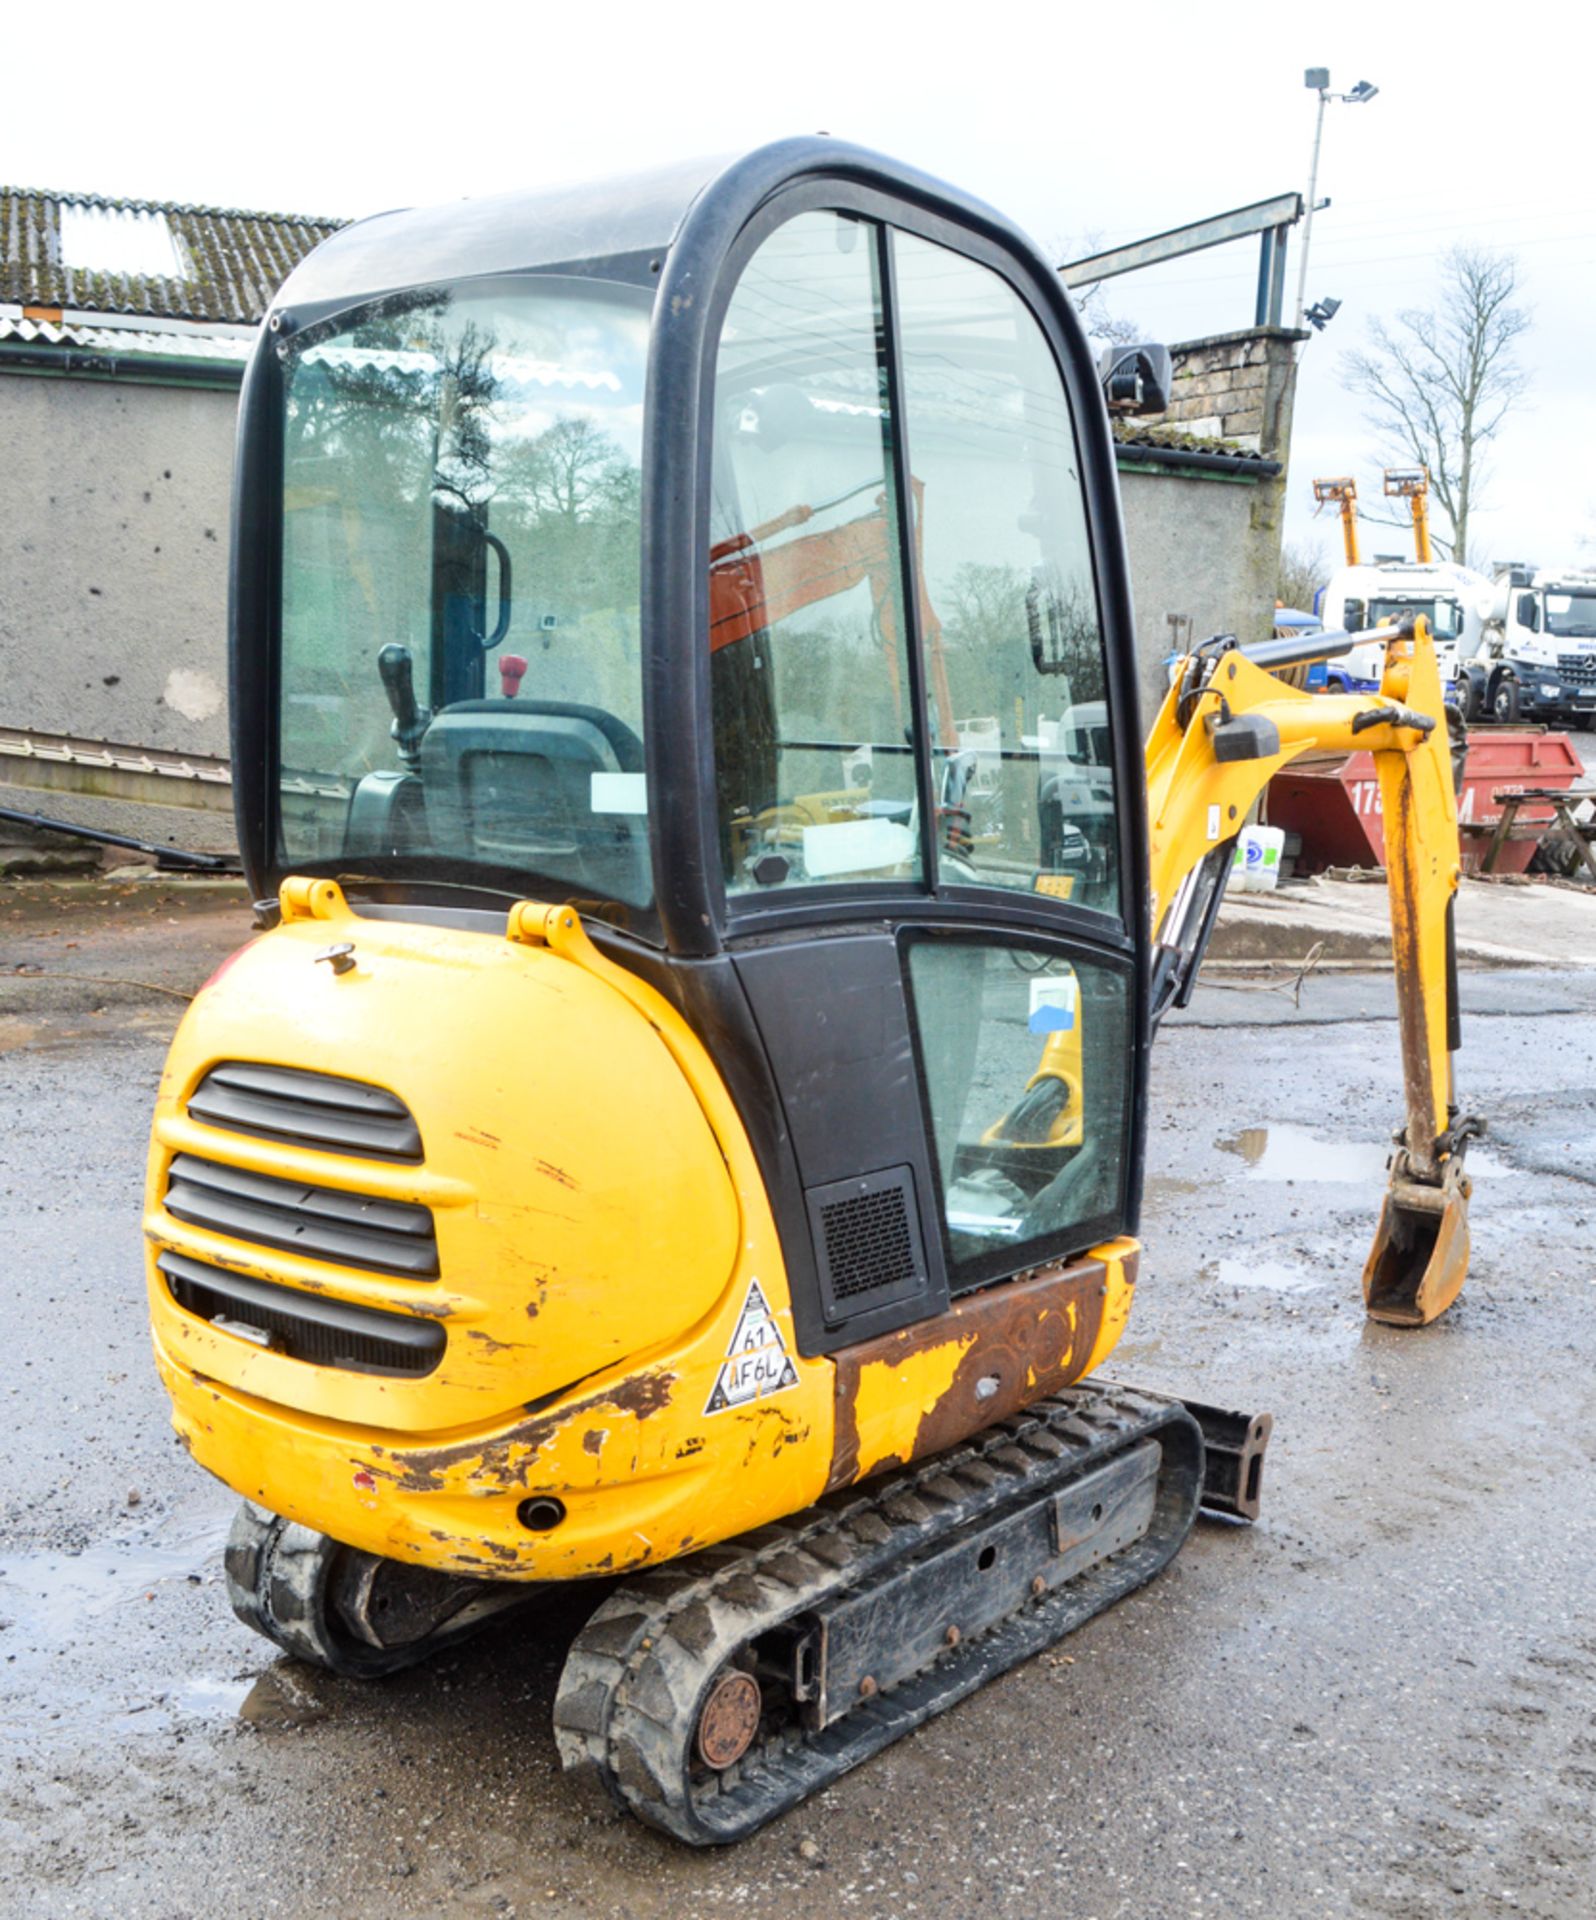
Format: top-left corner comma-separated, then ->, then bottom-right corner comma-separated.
223,1501 -> 532,1676
695,1668 -> 763,1771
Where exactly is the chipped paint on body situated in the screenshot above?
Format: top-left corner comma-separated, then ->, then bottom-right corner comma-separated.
826,1246 -> 1136,1491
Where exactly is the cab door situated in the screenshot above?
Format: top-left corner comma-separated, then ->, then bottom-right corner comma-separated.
697,191 -> 1146,1354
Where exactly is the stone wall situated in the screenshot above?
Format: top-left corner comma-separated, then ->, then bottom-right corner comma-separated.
1109,323 -> 1308,717
1149,326 -> 1305,453
0,369 -> 237,853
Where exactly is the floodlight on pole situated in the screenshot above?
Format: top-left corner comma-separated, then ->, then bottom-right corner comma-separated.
1294,68 -> 1379,332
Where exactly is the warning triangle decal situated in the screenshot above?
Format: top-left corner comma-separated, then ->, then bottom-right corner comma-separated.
703,1278 -> 800,1415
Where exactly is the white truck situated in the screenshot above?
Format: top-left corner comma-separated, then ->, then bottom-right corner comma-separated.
1316,559 -> 1489,695
1459,564 -> 1596,728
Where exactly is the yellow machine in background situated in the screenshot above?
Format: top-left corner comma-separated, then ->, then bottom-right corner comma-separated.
142,141 -> 1477,1843
1314,475 -> 1363,565
1385,466 -> 1434,563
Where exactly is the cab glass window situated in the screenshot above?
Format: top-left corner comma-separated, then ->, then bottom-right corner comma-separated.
709,212 -> 921,897
1369,595 -> 1462,642
277,277 -> 653,909
906,936 -> 1130,1285
893,234 -> 1118,917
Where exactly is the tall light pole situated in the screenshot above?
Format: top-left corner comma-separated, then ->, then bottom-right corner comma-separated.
1294,68 -> 1379,330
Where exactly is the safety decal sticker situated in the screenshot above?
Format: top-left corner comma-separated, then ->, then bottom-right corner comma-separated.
704,1278 -> 800,1414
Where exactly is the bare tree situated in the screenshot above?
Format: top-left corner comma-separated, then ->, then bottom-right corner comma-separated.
1277,538 -> 1328,613
1073,280 -> 1143,350
1053,231 -> 1143,349
504,414 -> 633,523
1340,248 -> 1530,568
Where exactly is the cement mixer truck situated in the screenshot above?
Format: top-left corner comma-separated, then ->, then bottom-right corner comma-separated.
1317,558 -> 1488,696
1459,565 -> 1596,727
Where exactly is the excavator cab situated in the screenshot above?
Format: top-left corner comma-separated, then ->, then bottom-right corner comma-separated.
144,140 -> 1465,1845
225,139 -> 1152,1349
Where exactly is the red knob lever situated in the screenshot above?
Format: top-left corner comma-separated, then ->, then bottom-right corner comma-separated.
499,654 -> 528,698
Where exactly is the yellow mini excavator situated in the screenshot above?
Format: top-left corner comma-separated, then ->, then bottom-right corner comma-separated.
143,140 -> 1477,1843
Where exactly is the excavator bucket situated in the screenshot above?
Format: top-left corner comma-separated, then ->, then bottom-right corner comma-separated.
1362,1161 -> 1472,1327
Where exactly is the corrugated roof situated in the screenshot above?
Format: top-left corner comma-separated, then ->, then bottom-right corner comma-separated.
0,312 -> 252,361
0,186 -> 344,325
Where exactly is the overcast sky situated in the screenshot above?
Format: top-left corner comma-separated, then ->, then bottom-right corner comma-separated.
9,0 -> 1588,578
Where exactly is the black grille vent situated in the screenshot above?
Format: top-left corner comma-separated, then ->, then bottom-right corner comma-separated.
823,1189 -> 915,1299
1558,653 -> 1596,688
164,1153 -> 438,1278
188,1062 -> 423,1162
807,1166 -> 926,1324
160,1252 -> 443,1377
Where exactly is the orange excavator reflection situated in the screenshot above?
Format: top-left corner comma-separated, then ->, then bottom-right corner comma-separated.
708,477 -> 959,750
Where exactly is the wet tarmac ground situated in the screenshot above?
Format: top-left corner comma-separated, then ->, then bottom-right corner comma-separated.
3,884 -> 1595,1919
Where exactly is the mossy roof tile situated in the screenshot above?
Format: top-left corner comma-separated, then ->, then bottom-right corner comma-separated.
0,186 -> 344,324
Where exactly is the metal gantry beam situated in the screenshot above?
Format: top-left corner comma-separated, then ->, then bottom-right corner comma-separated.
1059,192 -> 1305,328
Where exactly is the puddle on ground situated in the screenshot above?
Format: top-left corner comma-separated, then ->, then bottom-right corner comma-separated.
0,1517 -> 229,1650
235,1666 -> 331,1729
1218,1122 -> 1505,1182
176,1673 -> 257,1718
1201,1257 -> 1323,1293
1112,1337 -> 1165,1362
1144,1176 -> 1202,1204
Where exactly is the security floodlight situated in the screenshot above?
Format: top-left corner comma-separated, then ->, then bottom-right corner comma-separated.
1305,297 -> 1342,332
1346,80 -> 1379,103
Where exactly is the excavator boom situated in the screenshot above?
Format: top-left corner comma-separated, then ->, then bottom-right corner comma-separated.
1145,614 -> 1475,1325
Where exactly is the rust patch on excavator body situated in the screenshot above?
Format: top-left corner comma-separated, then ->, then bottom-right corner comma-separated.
380,1367 -> 676,1493
826,1253 -> 1121,1491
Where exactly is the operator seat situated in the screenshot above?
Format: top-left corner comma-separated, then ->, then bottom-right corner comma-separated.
419,699 -> 649,902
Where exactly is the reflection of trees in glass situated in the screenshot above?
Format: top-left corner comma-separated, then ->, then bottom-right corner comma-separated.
768,598 -> 899,743
282,308 -> 506,782
288,312 -> 507,534
945,563 -> 1030,656
431,321 -> 503,511
1025,571 -> 1103,697
501,415 -> 633,521
495,414 -> 641,634
280,291 -> 652,853
932,561 -> 1103,721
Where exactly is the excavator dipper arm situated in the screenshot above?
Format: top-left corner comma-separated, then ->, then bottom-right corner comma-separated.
1143,616 -> 1477,1326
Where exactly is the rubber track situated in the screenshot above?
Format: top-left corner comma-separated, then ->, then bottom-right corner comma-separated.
222,1501 -> 523,1678
552,1385 -> 1202,1844
224,1501 -> 415,1676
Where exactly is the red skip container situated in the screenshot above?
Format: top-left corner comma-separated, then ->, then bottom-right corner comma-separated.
1266,729 -> 1583,875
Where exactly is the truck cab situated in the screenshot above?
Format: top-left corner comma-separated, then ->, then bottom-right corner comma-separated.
1318,559 -> 1487,695
1465,564 -> 1596,726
